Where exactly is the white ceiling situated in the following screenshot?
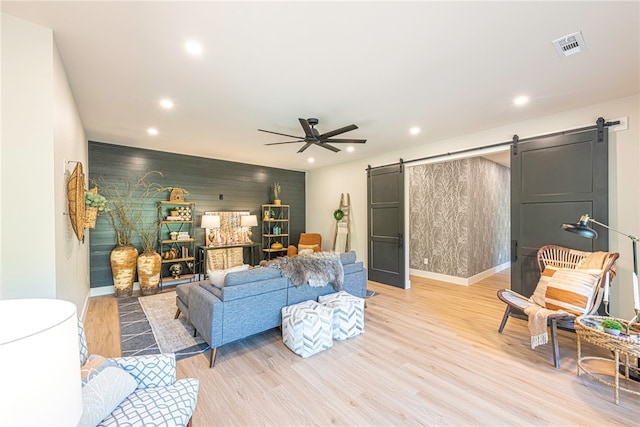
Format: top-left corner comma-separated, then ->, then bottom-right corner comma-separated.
3,1 -> 638,171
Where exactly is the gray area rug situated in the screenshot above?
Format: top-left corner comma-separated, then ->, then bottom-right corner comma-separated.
117,291 -> 209,360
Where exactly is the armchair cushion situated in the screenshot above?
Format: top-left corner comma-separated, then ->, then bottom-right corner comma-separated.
79,366 -> 137,427
100,378 -> 199,427
81,354 -> 119,385
110,354 -> 176,389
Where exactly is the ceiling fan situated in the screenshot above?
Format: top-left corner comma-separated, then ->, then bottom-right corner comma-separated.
259,118 -> 366,153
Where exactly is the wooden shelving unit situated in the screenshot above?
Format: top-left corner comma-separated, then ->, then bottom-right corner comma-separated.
157,201 -> 196,287
261,204 -> 289,260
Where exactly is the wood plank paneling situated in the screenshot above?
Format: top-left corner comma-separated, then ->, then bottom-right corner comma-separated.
88,141 -> 305,288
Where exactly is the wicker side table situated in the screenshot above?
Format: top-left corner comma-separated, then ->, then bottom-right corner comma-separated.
575,316 -> 640,404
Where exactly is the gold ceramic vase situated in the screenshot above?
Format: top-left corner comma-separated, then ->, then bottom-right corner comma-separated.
138,250 -> 161,296
110,245 -> 138,297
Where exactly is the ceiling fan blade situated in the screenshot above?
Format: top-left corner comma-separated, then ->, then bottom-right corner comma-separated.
319,143 -> 341,153
298,118 -> 313,137
264,140 -> 305,146
324,138 -> 367,144
297,142 -> 313,153
258,129 -> 302,139
318,124 -> 358,139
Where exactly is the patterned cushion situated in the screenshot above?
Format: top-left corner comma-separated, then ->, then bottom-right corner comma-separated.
78,318 -> 89,366
79,366 -> 137,427
318,291 -> 365,340
544,269 -> 601,315
99,378 -> 199,427
81,355 -> 119,385
298,243 -> 320,253
298,248 -> 314,255
530,265 -> 561,306
531,267 -> 601,315
110,354 -> 176,389
206,249 -> 226,270
281,300 -> 333,357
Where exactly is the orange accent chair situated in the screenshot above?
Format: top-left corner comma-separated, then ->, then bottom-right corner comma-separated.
288,233 -> 322,257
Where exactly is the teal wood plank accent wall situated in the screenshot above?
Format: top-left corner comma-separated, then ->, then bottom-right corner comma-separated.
88,141 -> 305,289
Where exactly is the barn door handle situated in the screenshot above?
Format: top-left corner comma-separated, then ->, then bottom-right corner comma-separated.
398,233 -> 404,248
511,240 -> 518,262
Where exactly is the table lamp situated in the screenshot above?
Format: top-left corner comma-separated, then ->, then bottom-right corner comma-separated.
201,214 -> 221,246
240,214 -> 258,243
0,299 -> 83,426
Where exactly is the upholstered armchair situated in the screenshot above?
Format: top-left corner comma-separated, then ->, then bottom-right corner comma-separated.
288,233 -> 322,257
77,321 -> 199,427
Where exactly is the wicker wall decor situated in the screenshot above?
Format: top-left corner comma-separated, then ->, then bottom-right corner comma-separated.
67,162 -> 86,241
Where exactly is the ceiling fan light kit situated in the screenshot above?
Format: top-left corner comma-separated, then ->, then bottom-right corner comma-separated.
259,118 -> 367,153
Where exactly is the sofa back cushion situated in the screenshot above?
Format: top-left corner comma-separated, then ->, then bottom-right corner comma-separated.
224,267 -> 281,287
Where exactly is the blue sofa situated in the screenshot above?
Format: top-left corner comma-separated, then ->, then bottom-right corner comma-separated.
186,251 -> 366,367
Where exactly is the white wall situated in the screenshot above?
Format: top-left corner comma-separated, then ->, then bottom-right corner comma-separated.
53,40 -> 90,312
308,94 -> 639,319
1,13 -> 56,299
1,13 -> 89,313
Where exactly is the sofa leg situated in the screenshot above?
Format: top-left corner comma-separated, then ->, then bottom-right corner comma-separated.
193,328 -> 197,337
186,416 -> 193,427
210,347 -> 218,368
174,308 -> 181,319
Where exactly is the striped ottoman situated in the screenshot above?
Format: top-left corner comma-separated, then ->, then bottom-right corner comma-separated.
318,291 -> 365,340
281,300 -> 333,358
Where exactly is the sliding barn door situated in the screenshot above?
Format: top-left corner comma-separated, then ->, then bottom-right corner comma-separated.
367,163 -> 405,288
511,128 -> 608,297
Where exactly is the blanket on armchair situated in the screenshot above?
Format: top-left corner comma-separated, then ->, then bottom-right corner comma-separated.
261,252 -> 344,290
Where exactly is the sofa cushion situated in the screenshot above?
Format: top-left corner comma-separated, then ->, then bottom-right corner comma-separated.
224,266 -> 281,287
208,264 -> 249,288
99,378 -> 199,427
81,354 -> 119,385
340,251 -> 356,265
79,366 -> 137,427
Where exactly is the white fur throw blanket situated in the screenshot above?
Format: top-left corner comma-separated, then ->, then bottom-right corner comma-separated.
260,252 -> 344,290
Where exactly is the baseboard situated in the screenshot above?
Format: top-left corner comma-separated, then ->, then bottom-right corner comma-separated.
410,262 -> 510,286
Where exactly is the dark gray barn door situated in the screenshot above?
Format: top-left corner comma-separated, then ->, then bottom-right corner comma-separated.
511,128 -> 608,297
367,163 -> 405,288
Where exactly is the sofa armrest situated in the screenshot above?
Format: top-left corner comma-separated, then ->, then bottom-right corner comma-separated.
109,353 -> 176,389
287,245 -> 298,257
189,284 -> 224,348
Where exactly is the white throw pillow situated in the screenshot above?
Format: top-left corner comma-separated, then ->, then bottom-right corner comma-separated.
78,366 -> 137,427
208,264 -> 249,288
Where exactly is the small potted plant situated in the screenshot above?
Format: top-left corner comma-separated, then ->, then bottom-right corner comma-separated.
273,182 -> 281,205
84,188 -> 107,229
601,319 -> 623,336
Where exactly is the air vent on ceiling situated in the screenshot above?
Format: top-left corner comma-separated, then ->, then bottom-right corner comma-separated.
552,31 -> 587,58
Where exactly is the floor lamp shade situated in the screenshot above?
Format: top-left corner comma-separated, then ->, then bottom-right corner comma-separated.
0,299 -> 83,426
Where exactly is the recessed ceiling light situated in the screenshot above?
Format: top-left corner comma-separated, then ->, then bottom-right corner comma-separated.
409,127 -> 421,135
185,40 -> 203,56
160,99 -> 174,109
346,146 -> 355,153
308,157 -> 315,163
514,96 -> 529,106
147,128 -> 158,136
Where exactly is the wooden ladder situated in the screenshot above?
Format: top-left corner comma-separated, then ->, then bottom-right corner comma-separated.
332,193 -> 351,253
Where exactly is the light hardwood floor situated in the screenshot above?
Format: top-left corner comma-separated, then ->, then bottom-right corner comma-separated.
85,270 -> 639,426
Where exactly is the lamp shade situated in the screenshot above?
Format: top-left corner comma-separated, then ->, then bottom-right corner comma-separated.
240,215 -> 258,227
560,214 -> 598,239
0,299 -> 83,426
201,214 -> 220,229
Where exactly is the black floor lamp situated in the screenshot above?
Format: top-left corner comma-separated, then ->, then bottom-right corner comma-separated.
561,214 -> 640,380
